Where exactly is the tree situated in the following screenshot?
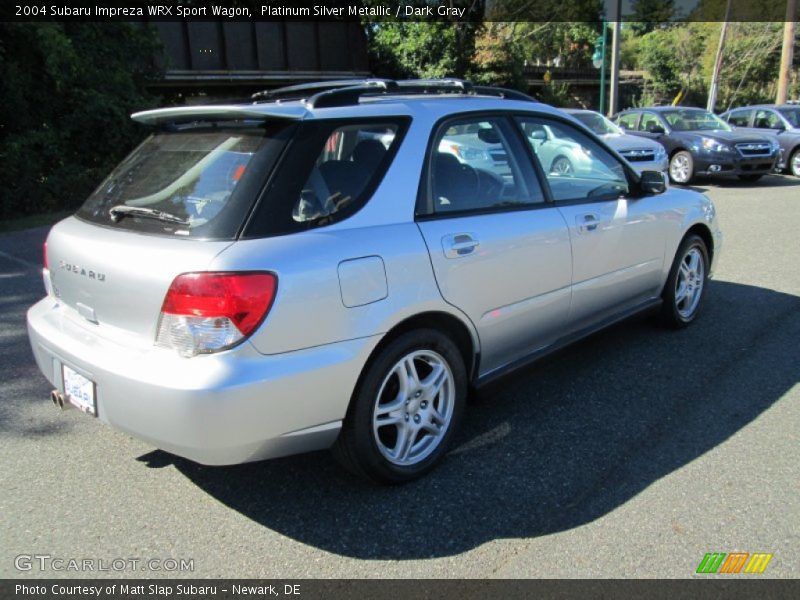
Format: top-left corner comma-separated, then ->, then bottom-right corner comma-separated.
628,0 -> 676,36
362,1 -> 484,79
0,23 -> 162,219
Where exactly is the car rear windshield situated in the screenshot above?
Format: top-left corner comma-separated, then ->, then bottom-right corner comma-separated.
76,121 -> 294,239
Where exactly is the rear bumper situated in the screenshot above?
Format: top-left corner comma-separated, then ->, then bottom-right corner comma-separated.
693,150 -> 780,176
27,298 -> 379,465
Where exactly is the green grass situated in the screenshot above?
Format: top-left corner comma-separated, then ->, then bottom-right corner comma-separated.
0,210 -> 74,234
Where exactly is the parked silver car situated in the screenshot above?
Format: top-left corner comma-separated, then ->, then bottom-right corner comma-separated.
564,109 -> 669,176
27,79 -> 722,483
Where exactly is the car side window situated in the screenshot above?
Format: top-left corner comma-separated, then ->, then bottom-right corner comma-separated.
617,112 -> 638,130
727,109 -> 752,127
516,116 -> 630,203
638,112 -> 662,132
293,123 -> 399,223
754,110 -> 783,130
421,117 -> 545,215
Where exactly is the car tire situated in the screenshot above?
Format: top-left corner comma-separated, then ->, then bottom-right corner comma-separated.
737,174 -> 763,182
669,151 -> 694,185
660,234 -> 709,328
333,329 -> 467,484
550,156 -> 574,176
789,148 -> 800,178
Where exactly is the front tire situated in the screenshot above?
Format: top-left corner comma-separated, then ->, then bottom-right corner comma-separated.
333,329 -> 467,484
669,151 -> 695,185
550,156 -> 574,177
660,234 -> 709,328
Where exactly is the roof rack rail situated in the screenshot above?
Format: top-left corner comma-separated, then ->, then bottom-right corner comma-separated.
251,79 -> 394,102
473,86 -> 537,103
251,78 -> 539,109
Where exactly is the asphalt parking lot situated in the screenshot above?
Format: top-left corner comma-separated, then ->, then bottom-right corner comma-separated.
1,175 -> 798,579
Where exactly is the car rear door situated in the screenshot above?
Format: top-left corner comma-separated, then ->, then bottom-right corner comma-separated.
416,115 -> 572,375
516,115 -> 667,333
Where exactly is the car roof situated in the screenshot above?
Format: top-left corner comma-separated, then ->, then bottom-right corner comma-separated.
562,109 -> 603,116
132,79 -> 574,126
622,106 -> 707,113
133,94 -> 570,126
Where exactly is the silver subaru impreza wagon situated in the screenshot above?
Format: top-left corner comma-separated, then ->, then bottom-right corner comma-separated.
27,79 -> 722,483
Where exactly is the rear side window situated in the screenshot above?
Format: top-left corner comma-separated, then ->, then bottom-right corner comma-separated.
293,123 -> 398,223
77,122 -> 293,240
244,119 -> 407,238
418,116 -> 545,216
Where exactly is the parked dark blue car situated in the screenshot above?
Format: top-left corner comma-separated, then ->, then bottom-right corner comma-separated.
613,107 -> 780,184
719,104 -> 800,177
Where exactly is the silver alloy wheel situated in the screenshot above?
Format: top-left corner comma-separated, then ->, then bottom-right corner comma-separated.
791,152 -> 800,177
372,350 -> 455,467
670,153 -> 691,183
675,247 -> 705,319
551,157 -> 574,176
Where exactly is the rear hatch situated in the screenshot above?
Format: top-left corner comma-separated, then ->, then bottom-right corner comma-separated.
48,111 -> 297,345
47,218 -> 233,345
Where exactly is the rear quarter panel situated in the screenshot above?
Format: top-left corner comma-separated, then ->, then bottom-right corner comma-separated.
210,223 -> 479,356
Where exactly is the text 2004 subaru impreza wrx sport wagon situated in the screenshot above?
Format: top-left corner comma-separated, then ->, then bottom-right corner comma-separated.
27,79 -> 722,483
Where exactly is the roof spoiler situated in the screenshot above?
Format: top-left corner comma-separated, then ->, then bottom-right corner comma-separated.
131,105 -> 308,125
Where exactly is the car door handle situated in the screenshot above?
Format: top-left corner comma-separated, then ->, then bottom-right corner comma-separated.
442,233 -> 479,258
577,214 -> 600,233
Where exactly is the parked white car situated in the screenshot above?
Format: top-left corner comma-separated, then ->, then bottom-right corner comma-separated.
565,109 -> 669,176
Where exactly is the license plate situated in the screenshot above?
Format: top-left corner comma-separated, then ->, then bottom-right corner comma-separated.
62,365 -> 97,416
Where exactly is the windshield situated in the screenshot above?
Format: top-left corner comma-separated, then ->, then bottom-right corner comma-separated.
572,112 -> 623,136
778,107 -> 800,128
77,122 -> 289,239
662,110 -> 731,132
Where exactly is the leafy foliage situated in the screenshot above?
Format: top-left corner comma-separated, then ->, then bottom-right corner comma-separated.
0,23 -> 162,220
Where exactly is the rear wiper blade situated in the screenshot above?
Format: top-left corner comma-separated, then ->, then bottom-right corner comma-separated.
109,205 -> 189,225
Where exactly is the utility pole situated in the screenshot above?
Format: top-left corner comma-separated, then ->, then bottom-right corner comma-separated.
776,0 -> 797,104
707,0 -> 733,112
608,0 -> 622,117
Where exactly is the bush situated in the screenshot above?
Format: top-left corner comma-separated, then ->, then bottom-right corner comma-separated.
0,23 -> 163,220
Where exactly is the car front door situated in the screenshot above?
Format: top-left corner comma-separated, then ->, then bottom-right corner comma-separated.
517,115 -> 668,333
416,115 -> 572,375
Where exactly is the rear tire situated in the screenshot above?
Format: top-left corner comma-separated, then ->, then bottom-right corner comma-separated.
333,329 -> 466,484
669,151 -> 694,185
660,234 -> 709,328
738,174 -> 763,182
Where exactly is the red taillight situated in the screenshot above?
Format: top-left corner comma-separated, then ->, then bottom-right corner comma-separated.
43,241 -> 48,270
156,272 -> 277,356
161,272 -> 277,336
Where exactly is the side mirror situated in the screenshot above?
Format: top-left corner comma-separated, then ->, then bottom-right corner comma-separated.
639,170 -> 666,195
529,129 -> 547,141
647,124 -> 666,135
